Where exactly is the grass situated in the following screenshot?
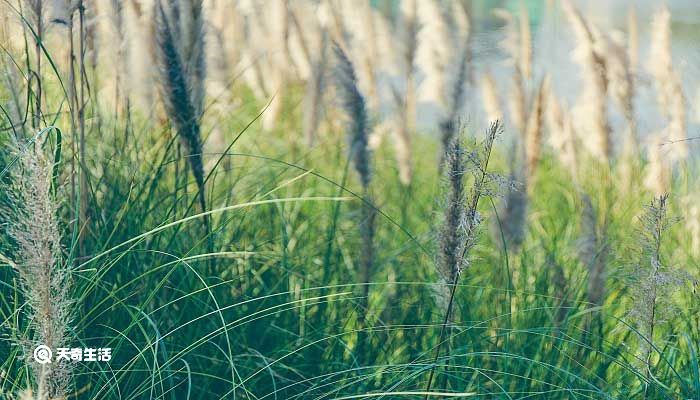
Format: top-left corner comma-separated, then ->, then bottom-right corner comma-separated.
0,2 -> 699,400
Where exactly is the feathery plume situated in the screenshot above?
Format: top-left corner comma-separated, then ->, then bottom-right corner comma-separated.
545,87 -> 578,178
605,33 -> 636,142
338,0 -> 381,111
438,12 -> 472,167
302,14 -> 329,146
260,0 -> 290,131
333,42 -> 375,311
494,8 -> 518,67
435,135 -> 467,311
153,0 -> 208,218
518,1 -> 532,80
509,68 -> 528,137
334,43 -> 371,189
495,8 -> 528,136
481,71 -> 502,123
648,6 -> 687,160
627,6 -> 639,75
629,195 -> 692,397
563,1 -> 611,163
3,140 -> 72,399
644,136 -> 671,197
391,0 -> 418,185
525,77 -> 547,179
427,121 -> 503,398
416,0 -> 451,112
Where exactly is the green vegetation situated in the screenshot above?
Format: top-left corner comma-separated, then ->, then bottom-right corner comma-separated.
0,1 -> 698,399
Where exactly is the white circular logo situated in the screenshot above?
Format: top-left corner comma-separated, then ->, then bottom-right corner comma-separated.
33,345 -> 52,364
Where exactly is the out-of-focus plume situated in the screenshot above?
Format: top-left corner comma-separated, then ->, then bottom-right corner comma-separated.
438,2 -> 472,166
627,6 -> 639,75
494,8 -> 528,136
545,88 -> 579,178
563,1 -> 611,163
606,33 -> 636,144
334,43 -> 371,189
525,77 -> 547,180
333,43 -> 375,326
518,1 -> 532,80
391,0 -> 418,185
302,4 -> 330,146
416,0 -> 452,113
644,136 -> 671,197
481,71 -> 503,123
648,6 -> 687,161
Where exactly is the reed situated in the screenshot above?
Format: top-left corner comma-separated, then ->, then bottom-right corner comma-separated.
425,121 -> 502,399
153,0 -> 208,221
644,136 -> 671,197
416,0 -> 451,114
630,195 -> 691,399
649,6 -> 687,160
518,0 -> 532,81
494,8 -> 528,141
333,43 -> 374,318
434,132 -> 466,312
438,26 -> 471,168
563,1 -> 611,163
302,10 -> 329,146
627,6 -> 639,76
481,71 -> 502,123
545,87 -> 578,179
3,139 -> 72,399
392,0 -> 418,185
525,77 -> 546,180
605,34 -> 636,145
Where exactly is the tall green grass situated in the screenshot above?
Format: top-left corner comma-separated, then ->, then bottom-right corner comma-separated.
0,6 -> 699,400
